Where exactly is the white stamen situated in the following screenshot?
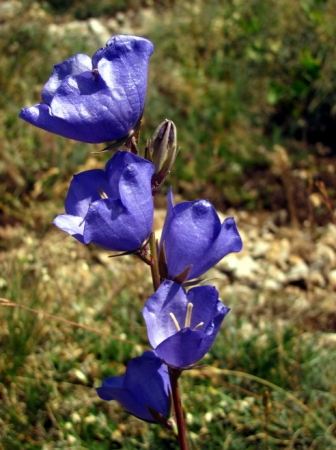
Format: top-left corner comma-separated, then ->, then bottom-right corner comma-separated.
194,322 -> 204,331
170,312 -> 181,331
185,303 -> 193,328
98,189 -> 108,199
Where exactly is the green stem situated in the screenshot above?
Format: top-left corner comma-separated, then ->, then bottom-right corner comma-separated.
148,230 -> 161,291
148,229 -> 188,449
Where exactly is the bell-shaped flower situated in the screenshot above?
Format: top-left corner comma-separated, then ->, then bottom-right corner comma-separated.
159,189 -> 242,281
19,35 -> 154,144
142,280 -> 230,369
53,151 -> 154,251
96,351 -> 171,423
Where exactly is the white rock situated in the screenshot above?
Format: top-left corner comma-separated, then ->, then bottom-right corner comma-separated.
267,238 -> 290,269
217,253 -> 240,273
252,241 -> 270,259
314,243 -> 336,269
319,223 -> 336,250
264,279 -> 282,291
88,18 -> 110,44
287,260 -> 309,283
309,270 -> 327,288
235,255 -> 260,279
269,267 -> 287,285
48,21 -> 89,38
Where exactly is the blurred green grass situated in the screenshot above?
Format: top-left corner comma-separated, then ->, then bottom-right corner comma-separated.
1,0 -> 336,222
1,0 -> 336,448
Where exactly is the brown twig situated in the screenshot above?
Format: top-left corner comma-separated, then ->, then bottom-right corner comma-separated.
315,180 -> 336,225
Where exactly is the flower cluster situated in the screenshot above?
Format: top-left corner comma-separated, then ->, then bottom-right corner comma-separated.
20,34 -> 243,433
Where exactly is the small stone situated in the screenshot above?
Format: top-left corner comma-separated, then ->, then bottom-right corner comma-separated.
319,224 -> 336,250
267,238 -> 290,269
287,260 -> 309,283
88,18 -> 110,44
328,269 -> 336,289
220,254 -> 260,281
309,270 -> 326,288
67,368 -> 88,385
67,435 -> 77,444
315,243 -> 336,270
252,241 -> 270,259
71,412 -> 81,424
264,279 -> 282,291
217,253 -> 239,273
270,267 -> 287,285
235,256 -> 260,280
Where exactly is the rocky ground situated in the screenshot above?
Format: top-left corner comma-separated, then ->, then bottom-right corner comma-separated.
213,210 -> 336,335
3,204 -> 335,335
156,208 -> 336,336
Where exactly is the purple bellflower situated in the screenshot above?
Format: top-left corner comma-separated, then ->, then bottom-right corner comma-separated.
96,351 -> 171,423
159,189 -> 242,281
53,151 -> 155,251
142,280 -> 230,369
19,35 -> 154,144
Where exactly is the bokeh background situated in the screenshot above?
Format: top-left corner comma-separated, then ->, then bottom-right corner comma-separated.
1,1 -> 336,449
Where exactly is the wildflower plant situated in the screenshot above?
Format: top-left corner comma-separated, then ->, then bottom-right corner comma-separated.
20,34 -> 243,449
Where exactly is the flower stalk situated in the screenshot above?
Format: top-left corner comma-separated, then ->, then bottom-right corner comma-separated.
168,367 -> 189,450
149,230 -> 161,292
148,228 -> 189,449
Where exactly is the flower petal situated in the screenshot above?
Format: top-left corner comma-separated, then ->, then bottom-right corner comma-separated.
19,35 -> 154,143
155,328 -> 207,368
96,375 -> 124,399
41,54 -> 92,104
190,216 -> 243,279
186,285 -> 230,332
160,189 -> 242,280
64,169 -> 110,217
116,156 -> 155,241
83,198 -> 140,251
143,281 -> 188,348
52,214 -> 85,243
96,351 -> 170,423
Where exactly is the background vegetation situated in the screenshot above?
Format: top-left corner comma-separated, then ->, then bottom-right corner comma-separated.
1,0 -> 336,448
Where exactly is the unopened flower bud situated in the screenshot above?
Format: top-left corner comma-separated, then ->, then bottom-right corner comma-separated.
145,120 -> 177,194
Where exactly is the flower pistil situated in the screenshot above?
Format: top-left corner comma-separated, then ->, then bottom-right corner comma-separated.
169,302 -> 204,332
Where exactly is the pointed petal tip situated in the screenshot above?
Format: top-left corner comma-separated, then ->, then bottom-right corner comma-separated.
223,216 -> 236,228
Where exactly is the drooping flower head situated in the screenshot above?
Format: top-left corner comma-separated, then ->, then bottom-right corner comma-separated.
159,189 -> 243,281
143,280 -> 230,369
96,351 -> 171,423
53,151 -> 155,252
19,35 -> 154,144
